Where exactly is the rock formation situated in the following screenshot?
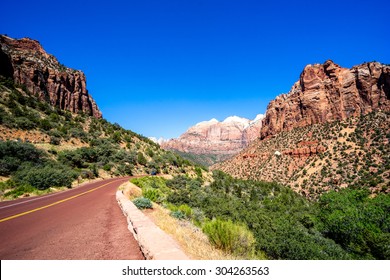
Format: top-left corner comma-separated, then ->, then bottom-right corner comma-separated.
214,61 -> 390,198
0,35 -> 102,118
161,114 -> 264,156
260,60 -> 390,139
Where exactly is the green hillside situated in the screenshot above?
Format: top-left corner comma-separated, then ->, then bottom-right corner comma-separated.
0,76 -> 202,199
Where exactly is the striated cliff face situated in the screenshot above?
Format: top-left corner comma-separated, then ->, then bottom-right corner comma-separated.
161,114 -> 264,156
0,35 -> 102,118
214,60 -> 390,198
260,60 -> 390,139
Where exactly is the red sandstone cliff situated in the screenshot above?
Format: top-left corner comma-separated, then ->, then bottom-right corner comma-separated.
213,61 -> 390,197
260,60 -> 390,139
0,35 -> 102,118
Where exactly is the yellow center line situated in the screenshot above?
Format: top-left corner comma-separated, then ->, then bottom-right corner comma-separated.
0,179 -> 121,223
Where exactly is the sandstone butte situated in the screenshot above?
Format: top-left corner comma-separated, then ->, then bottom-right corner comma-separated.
261,60 -> 390,139
0,35 -> 102,118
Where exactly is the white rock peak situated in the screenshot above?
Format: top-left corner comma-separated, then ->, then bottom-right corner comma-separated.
250,114 -> 265,124
223,115 -> 250,124
195,118 -> 219,126
149,137 -> 167,144
254,113 -> 265,122
193,114 -> 264,128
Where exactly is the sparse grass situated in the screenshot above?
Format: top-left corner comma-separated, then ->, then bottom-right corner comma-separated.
0,184 -> 68,201
147,203 -> 240,260
121,181 -> 143,199
121,180 -> 240,260
202,218 -> 256,258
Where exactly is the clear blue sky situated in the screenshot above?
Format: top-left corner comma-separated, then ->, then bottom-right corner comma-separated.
1,0 -> 389,139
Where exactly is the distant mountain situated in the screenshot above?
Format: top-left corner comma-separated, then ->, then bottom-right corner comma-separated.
0,35 -> 102,118
160,114 -> 265,166
213,60 -> 390,198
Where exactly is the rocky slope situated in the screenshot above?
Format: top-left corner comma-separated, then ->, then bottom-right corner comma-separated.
0,34 -> 203,190
0,35 -> 102,118
261,60 -> 390,139
214,61 -> 390,198
161,114 -> 264,165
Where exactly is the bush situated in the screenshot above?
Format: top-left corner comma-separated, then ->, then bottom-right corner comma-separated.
202,219 -> 255,257
3,184 -> 36,198
131,176 -> 170,200
178,204 -> 192,218
143,188 -> 164,202
0,140 -> 45,175
316,188 -> 390,259
191,208 -> 205,225
131,176 -> 167,189
137,152 -> 147,165
103,163 -> 113,171
162,202 -> 178,211
50,136 -> 61,145
170,210 -> 186,220
169,205 -> 193,220
132,197 -> 153,209
14,163 -> 78,190
116,164 -> 133,176
14,117 -> 36,130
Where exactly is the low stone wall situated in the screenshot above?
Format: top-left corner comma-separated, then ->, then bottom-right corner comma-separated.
116,190 -> 190,260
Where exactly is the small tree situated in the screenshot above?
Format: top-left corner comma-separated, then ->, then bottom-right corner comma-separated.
137,152 -> 147,165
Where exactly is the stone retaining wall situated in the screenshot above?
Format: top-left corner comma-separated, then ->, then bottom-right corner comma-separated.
116,190 -> 190,260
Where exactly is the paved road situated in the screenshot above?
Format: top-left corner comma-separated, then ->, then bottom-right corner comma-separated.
0,178 -> 144,260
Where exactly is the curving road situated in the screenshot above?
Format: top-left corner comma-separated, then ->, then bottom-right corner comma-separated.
0,177 -> 144,260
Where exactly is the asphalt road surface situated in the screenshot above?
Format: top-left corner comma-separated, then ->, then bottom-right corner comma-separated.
0,177 -> 144,260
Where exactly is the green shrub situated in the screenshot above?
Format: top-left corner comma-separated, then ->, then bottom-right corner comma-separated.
178,204 -> 192,218
40,118 -> 54,131
50,136 -> 61,145
116,164 -> 133,176
316,188 -> 390,259
14,117 -> 36,130
14,163 -> 78,190
202,219 -> 255,257
162,202 -> 178,211
0,140 -> 45,176
3,184 -> 36,198
143,188 -> 164,202
137,152 -> 147,165
132,197 -> 153,209
103,163 -> 113,171
131,176 -> 167,189
170,210 -> 186,220
131,176 -> 170,199
191,208 -> 205,226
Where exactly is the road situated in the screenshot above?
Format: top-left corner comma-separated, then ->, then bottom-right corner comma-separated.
0,177 -> 144,260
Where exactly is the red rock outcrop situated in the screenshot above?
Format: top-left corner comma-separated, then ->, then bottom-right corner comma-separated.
283,145 -> 326,158
161,115 -> 265,156
260,60 -> 390,139
0,35 -> 102,118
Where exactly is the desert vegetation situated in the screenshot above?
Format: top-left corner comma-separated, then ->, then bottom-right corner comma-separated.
216,111 -> 390,199
0,76 -> 201,199
130,172 -> 390,260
